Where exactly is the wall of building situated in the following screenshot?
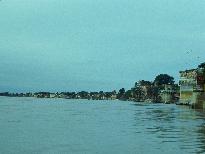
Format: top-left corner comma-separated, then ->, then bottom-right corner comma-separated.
179,68 -> 205,108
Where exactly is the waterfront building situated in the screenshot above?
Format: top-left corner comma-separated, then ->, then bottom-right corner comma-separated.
110,94 -> 117,100
179,68 -> 205,107
49,93 -> 56,98
159,84 -> 178,103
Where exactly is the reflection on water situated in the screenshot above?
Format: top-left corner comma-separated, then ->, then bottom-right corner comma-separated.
132,104 -> 205,154
197,125 -> 205,154
1,97 -> 205,154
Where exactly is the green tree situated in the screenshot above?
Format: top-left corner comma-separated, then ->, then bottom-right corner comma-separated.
150,86 -> 160,102
133,87 -> 144,101
154,74 -> 175,86
78,91 -> 89,99
117,88 -> 125,99
198,62 -> 205,68
135,80 -> 152,87
124,90 -> 133,100
105,92 -> 112,98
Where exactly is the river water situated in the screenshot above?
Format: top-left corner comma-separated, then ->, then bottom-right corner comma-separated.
0,96 -> 205,154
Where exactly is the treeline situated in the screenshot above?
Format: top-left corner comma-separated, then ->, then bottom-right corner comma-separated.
117,74 -> 179,103
0,74 -> 179,103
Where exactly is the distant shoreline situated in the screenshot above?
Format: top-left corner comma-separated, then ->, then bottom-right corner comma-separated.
0,94 -> 176,105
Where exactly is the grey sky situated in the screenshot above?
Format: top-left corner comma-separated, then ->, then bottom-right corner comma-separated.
0,0 -> 205,92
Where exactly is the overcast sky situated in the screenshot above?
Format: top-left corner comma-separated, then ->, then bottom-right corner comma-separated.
0,0 -> 205,92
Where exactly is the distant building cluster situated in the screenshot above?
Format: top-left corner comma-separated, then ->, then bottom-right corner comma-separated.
0,91 -> 117,100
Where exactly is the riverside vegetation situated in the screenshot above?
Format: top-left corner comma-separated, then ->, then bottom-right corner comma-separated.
0,73 -> 180,103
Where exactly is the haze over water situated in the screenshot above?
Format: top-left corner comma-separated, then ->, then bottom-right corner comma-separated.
1,97 -> 205,154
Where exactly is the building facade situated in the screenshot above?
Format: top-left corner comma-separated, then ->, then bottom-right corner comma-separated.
159,84 -> 178,103
179,68 -> 205,107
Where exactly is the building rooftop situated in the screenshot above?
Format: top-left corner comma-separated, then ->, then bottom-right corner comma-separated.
179,69 -> 197,73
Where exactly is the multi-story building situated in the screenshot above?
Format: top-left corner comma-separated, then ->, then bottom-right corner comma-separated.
159,84 -> 179,103
179,68 -> 205,106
